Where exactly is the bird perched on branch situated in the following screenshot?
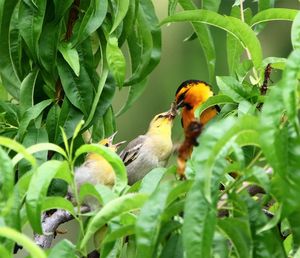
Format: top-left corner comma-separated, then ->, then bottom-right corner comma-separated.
175,80 -> 218,177
74,132 -> 125,189
120,107 -> 177,185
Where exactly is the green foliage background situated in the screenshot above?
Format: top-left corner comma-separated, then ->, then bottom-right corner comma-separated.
1,0 -> 300,257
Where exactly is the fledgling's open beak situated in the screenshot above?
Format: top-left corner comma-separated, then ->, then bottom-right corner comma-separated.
113,140 -> 126,149
167,101 -> 179,119
107,131 -> 126,149
107,131 -> 118,144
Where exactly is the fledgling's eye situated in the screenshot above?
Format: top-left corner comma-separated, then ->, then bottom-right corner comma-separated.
104,143 -> 109,147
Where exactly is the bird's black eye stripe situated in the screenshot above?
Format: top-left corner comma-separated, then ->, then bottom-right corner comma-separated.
184,103 -> 193,110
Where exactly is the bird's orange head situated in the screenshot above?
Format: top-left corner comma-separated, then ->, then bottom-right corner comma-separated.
175,80 -> 216,129
175,80 -> 213,110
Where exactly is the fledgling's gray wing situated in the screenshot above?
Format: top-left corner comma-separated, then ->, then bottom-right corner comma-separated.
119,135 -> 147,166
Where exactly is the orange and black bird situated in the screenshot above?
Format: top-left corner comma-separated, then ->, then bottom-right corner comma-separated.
175,80 -> 219,176
175,80 -> 218,130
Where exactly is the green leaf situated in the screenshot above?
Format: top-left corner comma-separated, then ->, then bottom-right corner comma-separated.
104,224 -> 135,243
227,6 -> 245,75
262,57 -> 286,70
0,147 -> 14,200
74,144 -> 127,194
160,233 -> 183,258
39,20 -> 62,74
216,76 -> 249,102
166,180 -> 192,206
251,8 -> 298,27
57,57 -> 93,116
0,136 -> 36,167
243,195 -> 286,257
139,167 -> 166,194
73,0 -> 108,45
9,6 -> 23,82
160,9 -> 262,70
53,0 -> 73,21
20,70 -> 39,115
0,0 -> 21,99
116,79 -> 147,116
178,0 -> 216,83
79,183 -> 104,206
218,218 -> 252,258
42,197 -> 76,218
125,0 -> 161,85
18,0 -> 46,60
0,226 -> 46,258
168,0 -> 178,16
279,50 -> 300,132
106,37 -> 126,87
56,99 -> 84,144
258,0 -> 275,11
194,95 -> 235,118
48,239 -> 76,258
103,106 -> 116,137
46,104 -> 61,143
17,99 -> 53,141
83,66 -> 109,129
292,12 -> 300,50
58,42 -> 80,76
135,183 -> 171,258
111,0 -> 130,33
26,160 -> 71,234
182,178 -> 216,258
0,245 -> 11,258
203,0 -> 221,12
80,193 -> 148,250
18,128 -> 49,177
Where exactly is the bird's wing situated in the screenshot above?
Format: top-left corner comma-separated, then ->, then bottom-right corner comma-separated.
119,135 -> 146,166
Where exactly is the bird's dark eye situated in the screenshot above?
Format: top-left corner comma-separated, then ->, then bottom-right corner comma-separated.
104,143 -> 109,147
157,114 -> 164,118
184,103 -> 193,110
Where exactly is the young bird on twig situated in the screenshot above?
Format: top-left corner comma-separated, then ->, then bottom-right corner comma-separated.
71,132 -> 125,208
120,107 -> 177,185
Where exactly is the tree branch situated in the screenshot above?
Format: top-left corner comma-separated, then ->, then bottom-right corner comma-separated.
34,206 -> 90,249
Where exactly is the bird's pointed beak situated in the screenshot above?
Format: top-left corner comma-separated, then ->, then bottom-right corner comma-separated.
107,131 -> 118,144
176,99 -> 184,109
113,140 -> 127,149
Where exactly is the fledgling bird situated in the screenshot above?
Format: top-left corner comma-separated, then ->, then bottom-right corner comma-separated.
75,132 -> 125,188
72,132 -> 125,208
120,108 -> 176,185
175,80 -> 218,177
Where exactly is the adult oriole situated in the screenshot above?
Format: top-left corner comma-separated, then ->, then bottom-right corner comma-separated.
120,108 -> 176,185
175,80 -> 218,176
175,80 -> 218,129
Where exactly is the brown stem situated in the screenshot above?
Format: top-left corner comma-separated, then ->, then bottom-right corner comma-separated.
260,63 -> 272,96
65,0 -> 81,41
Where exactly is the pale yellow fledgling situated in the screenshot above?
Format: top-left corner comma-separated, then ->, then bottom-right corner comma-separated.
120,109 -> 176,185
